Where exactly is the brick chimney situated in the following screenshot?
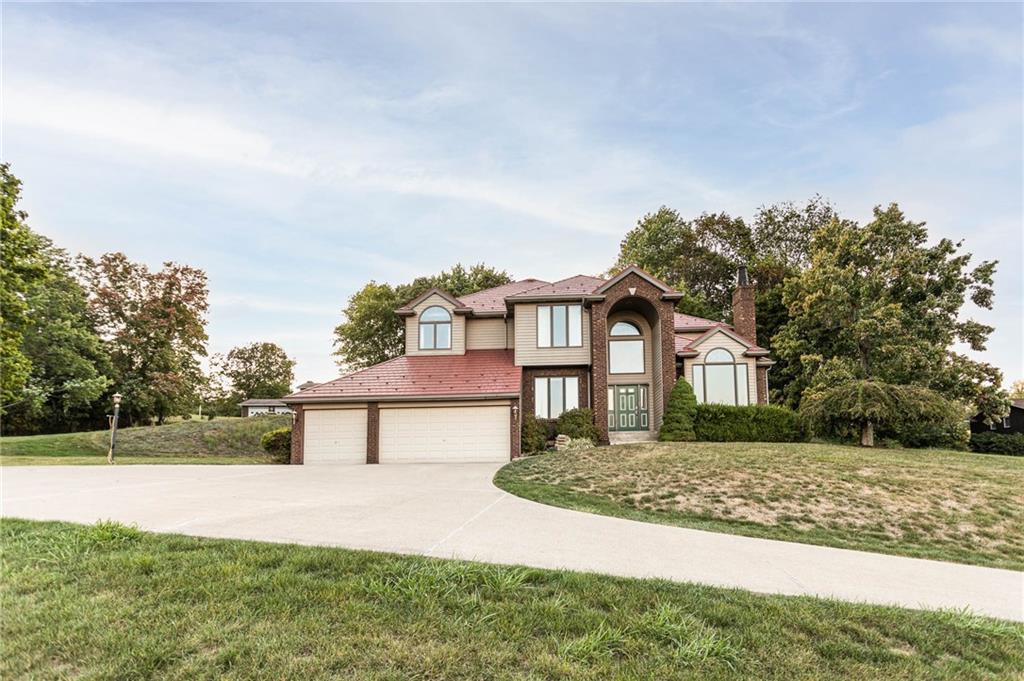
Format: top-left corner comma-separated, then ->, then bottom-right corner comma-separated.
731,265 -> 756,344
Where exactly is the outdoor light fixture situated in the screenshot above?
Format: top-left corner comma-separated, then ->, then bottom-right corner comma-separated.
108,393 -> 123,464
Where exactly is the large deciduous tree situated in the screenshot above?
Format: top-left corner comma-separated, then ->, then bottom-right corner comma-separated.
2,236 -> 112,434
333,263 -> 512,370
216,342 -> 295,400
611,197 -> 836,401
78,252 -> 209,425
0,164 -> 47,410
775,204 -> 1006,446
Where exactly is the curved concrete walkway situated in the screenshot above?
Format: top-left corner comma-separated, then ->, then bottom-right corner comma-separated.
2,463 -> 1021,621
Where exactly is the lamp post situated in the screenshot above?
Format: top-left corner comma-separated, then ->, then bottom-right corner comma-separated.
107,393 -> 122,464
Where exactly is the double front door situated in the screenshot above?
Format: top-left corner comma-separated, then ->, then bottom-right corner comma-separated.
608,384 -> 649,432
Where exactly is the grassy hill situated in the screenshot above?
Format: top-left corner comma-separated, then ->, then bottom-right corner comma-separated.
1,416 -> 291,465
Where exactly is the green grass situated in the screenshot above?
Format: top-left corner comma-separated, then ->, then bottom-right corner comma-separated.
494,442 -> 1024,570
0,415 -> 290,465
3,519 -> 1021,680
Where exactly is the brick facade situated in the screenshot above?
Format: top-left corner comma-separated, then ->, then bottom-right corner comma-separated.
289,405 -> 304,464
591,273 -> 676,445
731,284 -> 757,345
366,402 -> 380,464
521,366 -> 591,431
756,366 -> 769,405
510,397 -> 521,458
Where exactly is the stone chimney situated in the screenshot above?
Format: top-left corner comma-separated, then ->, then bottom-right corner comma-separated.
731,265 -> 756,344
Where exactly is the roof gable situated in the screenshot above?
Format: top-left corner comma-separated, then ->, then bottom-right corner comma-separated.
596,266 -> 676,295
395,288 -> 469,316
685,326 -> 770,356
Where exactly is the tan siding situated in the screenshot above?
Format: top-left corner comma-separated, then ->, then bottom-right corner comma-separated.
514,303 -> 591,366
404,293 -> 466,356
506,318 -> 515,349
683,330 -> 757,405
466,318 -> 507,350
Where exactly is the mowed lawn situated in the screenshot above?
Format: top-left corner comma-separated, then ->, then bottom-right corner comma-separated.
0,416 -> 290,465
3,520 -> 1022,680
494,442 -> 1024,570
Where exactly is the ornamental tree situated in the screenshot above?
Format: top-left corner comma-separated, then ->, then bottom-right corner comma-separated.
660,377 -> 697,442
216,342 -> 295,400
775,204 -> 1007,444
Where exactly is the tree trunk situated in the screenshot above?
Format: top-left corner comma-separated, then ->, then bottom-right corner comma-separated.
860,421 -> 874,447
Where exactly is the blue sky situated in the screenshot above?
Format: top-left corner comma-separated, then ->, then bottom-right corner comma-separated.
3,3 -> 1021,386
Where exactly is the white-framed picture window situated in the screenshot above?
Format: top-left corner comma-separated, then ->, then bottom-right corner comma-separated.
691,348 -> 751,406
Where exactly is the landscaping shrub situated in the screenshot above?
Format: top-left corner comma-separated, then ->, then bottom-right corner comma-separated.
660,377 -> 697,442
556,408 -> 600,442
969,431 -> 1024,456
260,427 -> 292,463
521,414 -> 548,454
564,437 -> 595,450
694,404 -> 805,442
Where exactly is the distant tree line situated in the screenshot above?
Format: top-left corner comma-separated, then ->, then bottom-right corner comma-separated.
0,164 -> 295,434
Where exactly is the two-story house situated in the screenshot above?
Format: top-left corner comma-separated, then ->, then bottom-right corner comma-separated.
283,266 -> 772,464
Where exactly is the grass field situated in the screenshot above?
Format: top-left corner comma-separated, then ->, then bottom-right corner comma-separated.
0,416 -> 290,465
3,519 -> 1021,680
494,442 -> 1024,570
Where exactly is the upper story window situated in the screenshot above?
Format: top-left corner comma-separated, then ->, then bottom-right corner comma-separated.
691,347 -> 749,406
609,321 -> 644,374
537,304 -> 582,348
419,306 -> 452,350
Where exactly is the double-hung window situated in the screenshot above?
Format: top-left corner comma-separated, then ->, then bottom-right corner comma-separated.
534,376 -> 580,419
537,304 -> 582,348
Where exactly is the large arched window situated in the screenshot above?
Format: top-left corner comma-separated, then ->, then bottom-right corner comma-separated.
691,347 -> 749,405
609,321 -> 645,373
419,306 -> 452,349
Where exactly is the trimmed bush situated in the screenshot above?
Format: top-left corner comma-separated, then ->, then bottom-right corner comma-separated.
557,408 -> 600,442
564,437 -> 595,450
969,432 -> 1024,456
260,427 -> 292,463
521,413 -> 548,454
694,404 -> 805,443
660,377 -> 697,442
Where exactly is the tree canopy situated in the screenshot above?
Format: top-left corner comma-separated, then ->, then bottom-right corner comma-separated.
216,342 -> 295,400
333,263 -> 512,369
775,204 -> 1006,444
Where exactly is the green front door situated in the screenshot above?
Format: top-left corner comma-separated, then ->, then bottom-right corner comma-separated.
608,384 -> 649,432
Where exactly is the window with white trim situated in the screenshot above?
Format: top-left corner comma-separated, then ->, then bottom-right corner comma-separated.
691,348 -> 750,406
537,304 -> 582,348
609,321 -> 644,374
534,376 -> 579,419
418,306 -> 452,349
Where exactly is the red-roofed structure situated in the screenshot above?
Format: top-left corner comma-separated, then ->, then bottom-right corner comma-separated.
285,265 -> 772,465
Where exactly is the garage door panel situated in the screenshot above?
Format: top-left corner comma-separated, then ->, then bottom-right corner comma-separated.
304,409 -> 367,464
379,405 -> 509,463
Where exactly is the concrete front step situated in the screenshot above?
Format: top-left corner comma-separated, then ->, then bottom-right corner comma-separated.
609,431 -> 658,445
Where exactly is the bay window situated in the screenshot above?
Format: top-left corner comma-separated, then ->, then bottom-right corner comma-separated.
534,376 -> 579,419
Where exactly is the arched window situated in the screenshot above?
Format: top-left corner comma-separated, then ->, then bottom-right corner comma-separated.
419,306 -> 452,350
609,320 -> 645,373
610,321 -> 641,336
691,347 -> 749,405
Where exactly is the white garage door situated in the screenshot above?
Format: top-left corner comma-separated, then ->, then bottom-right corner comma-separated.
303,408 -> 367,464
379,405 -> 510,463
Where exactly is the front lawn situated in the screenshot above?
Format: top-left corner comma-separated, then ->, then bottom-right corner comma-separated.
3,519 -> 1021,679
0,415 -> 290,465
494,442 -> 1024,570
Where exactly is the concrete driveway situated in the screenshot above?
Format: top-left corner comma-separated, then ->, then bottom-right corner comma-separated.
2,463 -> 1021,621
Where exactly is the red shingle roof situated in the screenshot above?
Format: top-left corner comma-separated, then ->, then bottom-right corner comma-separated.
506,274 -> 607,298
283,350 -> 521,402
458,279 -> 549,313
673,312 -> 727,330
